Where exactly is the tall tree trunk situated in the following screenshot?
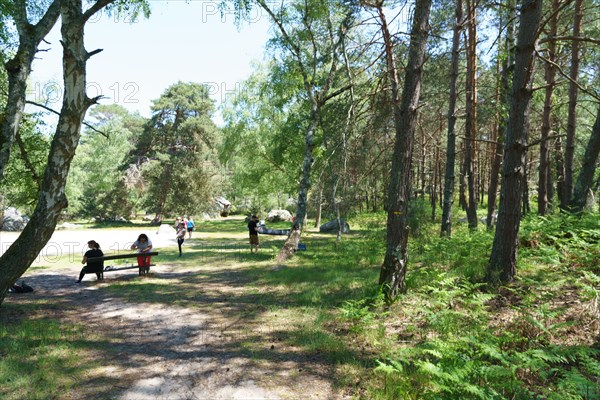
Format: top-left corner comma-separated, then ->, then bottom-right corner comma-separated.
555,135 -> 566,206
487,0 -> 516,229
431,139 -> 440,222
0,1 -> 61,180
314,184 -> 323,228
570,106 -> 600,212
0,0 -> 108,305
538,0 -> 559,215
276,111 -> 319,262
522,153 -> 531,215
463,0 -> 479,230
378,0 -> 432,299
487,0 -> 542,285
459,148 -> 468,211
441,0 -> 464,237
562,0 -> 583,209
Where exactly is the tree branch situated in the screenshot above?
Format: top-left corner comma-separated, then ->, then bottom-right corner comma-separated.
539,35 -> 600,45
25,100 -> 109,138
82,0 -> 116,23
526,134 -> 567,148
15,131 -> 41,184
535,50 -> 600,102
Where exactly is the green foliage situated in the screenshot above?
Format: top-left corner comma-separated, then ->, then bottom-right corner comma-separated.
0,115 -> 49,213
361,213 -> 600,399
408,197 -> 431,237
137,81 -> 219,217
67,105 -> 140,219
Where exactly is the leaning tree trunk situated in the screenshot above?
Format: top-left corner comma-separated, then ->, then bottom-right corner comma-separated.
276,109 -> 319,262
562,0 -> 583,209
441,0 -> 464,237
570,105 -> 600,212
538,0 -> 559,215
463,0 -> 479,230
487,0 -> 542,285
0,0 -> 107,305
379,0 -> 432,299
0,1 -> 61,180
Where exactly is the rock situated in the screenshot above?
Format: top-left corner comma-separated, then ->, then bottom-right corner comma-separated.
156,224 -> 175,235
267,209 -> 293,222
319,219 -> 350,234
215,196 -> 232,217
1,207 -> 28,231
57,222 -> 83,230
142,215 -> 154,222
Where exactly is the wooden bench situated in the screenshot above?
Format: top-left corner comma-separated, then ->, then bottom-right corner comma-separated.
87,252 -> 159,279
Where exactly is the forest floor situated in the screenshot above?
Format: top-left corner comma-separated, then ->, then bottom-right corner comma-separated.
1,219 -> 355,399
2,213 -> 599,399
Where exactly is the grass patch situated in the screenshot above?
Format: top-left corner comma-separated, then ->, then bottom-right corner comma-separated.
0,305 -> 105,400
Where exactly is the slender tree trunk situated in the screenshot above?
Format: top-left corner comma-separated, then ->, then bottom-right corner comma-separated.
487,0 -> 515,229
538,0 -> 559,216
378,0 -> 432,299
570,106 -> 600,212
0,1 -> 61,180
431,140 -> 440,222
463,0 -> 479,229
555,135 -> 566,206
276,110 -> 319,262
0,0 -> 106,305
459,149 -> 468,211
314,184 -> 323,228
487,0 -> 542,285
441,0 -> 464,237
562,0 -> 583,209
522,153 -> 531,215
333,178 -> 343,242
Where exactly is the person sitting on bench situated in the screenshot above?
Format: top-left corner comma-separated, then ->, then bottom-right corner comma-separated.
131,233 -> 153,267
77,240 -> 104,283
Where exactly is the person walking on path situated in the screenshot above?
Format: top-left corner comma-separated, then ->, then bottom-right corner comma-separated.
131,233 -> 153,267
77,240 -> 104,282
187,216 -> 195,239
248,215 -> 260,253
176,222 -> 186,257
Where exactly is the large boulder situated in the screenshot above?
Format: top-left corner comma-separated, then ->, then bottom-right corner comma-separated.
319,219 -> 350,234
1,207 -> 28,231
215,196 -> 232,217
267,209 -> 293,222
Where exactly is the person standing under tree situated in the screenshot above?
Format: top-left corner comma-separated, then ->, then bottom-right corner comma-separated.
131,234 -> 153,267
248,215 -> 260,253
77,240 -> 104,283
176,222 -> 186,257
187,216 -> 195,239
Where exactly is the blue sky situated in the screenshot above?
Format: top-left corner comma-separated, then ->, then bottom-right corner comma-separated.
28,0 -> 273,125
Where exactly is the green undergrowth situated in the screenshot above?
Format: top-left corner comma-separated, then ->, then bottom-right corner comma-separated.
337,212 -> 600,399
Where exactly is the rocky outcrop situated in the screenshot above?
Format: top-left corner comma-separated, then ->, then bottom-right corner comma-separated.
267,209 -> 293,222
1,207 -> 29,231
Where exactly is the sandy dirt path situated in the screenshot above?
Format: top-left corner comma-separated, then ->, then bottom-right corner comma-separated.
3,228 -> 347,399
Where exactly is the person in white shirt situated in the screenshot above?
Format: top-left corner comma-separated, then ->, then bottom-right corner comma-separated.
131,233 -> 153,267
